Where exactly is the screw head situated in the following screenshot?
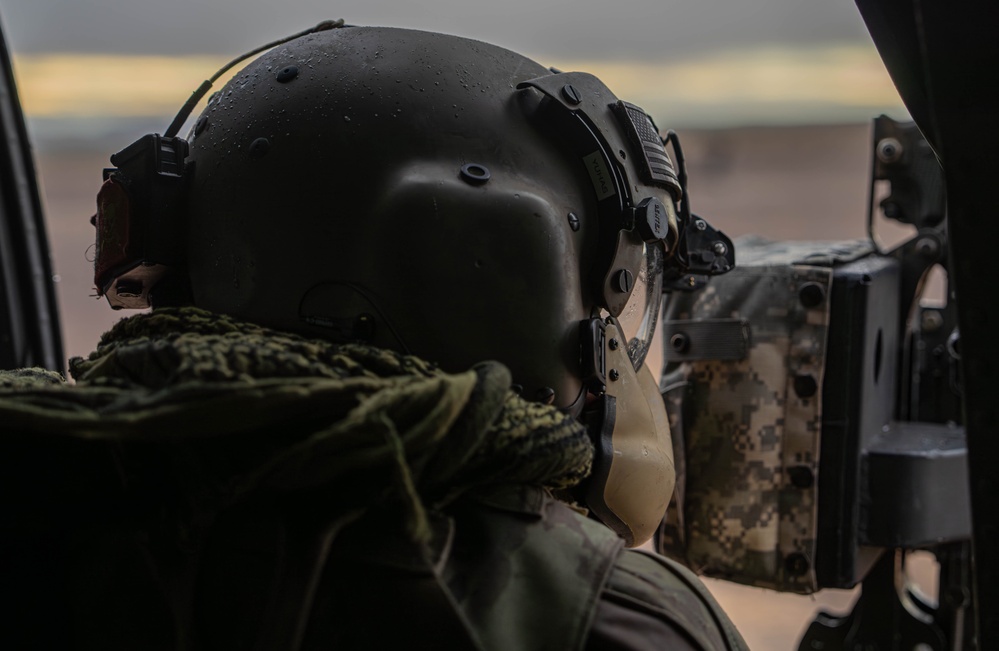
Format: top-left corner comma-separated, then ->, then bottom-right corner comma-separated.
712,241 -> 728,256
916,237 -> 939,258
567,212 -> 580,232
614,269 -> 635,294
561,84 -> 582,105
876,137 -> 903,164
694,219 -> 708,231
670,333 -> 690,353
608,338 -> 619,350
608,369 -> 620,381
614,269 -> 634,293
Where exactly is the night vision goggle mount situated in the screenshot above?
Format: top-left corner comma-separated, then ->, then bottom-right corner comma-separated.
516,71 -> 734,398
518,71 -> 734,306
517,71 -> 733,544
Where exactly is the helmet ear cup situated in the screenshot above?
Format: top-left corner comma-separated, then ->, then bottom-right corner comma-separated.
93,135 -> 190,309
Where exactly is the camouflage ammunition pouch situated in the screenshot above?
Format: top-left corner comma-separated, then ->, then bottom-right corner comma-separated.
656,236 -> 873,594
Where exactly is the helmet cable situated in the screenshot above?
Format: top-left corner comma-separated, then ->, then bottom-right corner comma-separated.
163,19 -> 347,138
662,130 -> 689,224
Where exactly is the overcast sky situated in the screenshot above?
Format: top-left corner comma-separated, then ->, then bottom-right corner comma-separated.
2,0 -> 874,60
0,0 -> 907,139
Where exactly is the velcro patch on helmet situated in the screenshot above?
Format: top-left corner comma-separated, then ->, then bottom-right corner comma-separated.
614,101 -> 681,197
583,151 -> 617,200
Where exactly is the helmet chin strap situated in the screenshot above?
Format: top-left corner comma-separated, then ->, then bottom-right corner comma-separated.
580,319 -> 675,547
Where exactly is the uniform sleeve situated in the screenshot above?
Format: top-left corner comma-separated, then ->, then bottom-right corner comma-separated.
585,549 -> 749,651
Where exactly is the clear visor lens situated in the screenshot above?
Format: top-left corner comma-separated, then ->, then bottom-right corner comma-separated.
615,243 -> 664,371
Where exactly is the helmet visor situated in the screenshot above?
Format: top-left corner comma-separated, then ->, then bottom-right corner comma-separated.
615,242 -> 664,372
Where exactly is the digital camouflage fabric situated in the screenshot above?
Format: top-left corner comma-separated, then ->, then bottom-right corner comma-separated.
0,307 -> 746,650
657,236 -> 872,594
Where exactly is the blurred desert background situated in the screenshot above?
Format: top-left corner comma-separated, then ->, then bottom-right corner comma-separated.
34,120 -> 908,650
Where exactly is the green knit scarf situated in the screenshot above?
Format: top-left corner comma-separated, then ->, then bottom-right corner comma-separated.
1,307 -> 592,541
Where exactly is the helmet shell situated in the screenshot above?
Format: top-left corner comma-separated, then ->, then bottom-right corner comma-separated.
186,27 -> 601,407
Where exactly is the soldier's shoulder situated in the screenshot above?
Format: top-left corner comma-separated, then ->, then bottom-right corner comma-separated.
597,549 -> 749,651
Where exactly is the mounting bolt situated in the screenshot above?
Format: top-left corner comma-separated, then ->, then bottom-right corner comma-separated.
670,333 -> 690,353
613,269 -> 634,293
876,137 -> 903,164
561,84 -> 582,105
567,212 -> 580,232
916,237 -> 939,258
694,219 -> 707,231
712,241 -> 728,256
